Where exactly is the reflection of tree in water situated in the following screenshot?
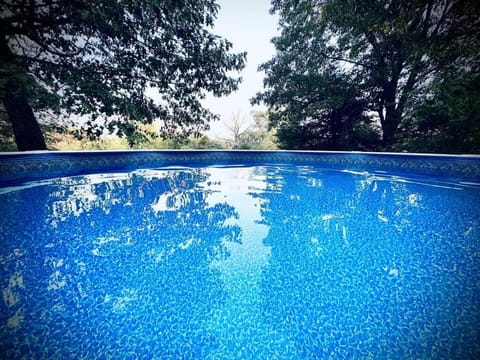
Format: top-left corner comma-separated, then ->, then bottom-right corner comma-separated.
0,169 -> 241,358
255,167 -> 480,358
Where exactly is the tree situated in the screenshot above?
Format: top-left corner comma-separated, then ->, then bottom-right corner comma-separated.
257,67 -> 379,150
218,111 -> 251,148
394,72 -> 480,154
218,110 -> 278,149
254,0 -> 480,149
242,110 -> 278,149
0,0 -> 246,150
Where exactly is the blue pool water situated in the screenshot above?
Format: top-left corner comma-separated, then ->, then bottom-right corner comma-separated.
1,163 -> 479,358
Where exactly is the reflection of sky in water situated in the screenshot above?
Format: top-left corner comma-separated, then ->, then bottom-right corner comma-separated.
0,166 -> 479,358
203,168 -> 284,357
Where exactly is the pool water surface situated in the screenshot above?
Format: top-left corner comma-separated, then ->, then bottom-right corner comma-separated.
1,164 -> 479,358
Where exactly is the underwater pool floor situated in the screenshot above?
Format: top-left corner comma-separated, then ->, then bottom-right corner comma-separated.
1,165 -> 479,358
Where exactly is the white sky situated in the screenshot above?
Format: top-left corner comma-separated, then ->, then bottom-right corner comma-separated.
203,0 -> 279,139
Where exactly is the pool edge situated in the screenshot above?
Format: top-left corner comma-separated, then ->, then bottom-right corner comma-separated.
1,150 -> 480,185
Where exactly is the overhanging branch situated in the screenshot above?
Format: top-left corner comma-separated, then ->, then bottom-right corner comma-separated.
323,54 -> 369,68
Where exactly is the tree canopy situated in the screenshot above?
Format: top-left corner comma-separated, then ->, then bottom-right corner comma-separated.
254,0 -> 480,152
395,72 -> 480,153
0,0 -> 246,150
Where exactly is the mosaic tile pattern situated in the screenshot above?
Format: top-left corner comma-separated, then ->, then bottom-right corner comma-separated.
1,166 -> 479,358
1,150 -> 480,185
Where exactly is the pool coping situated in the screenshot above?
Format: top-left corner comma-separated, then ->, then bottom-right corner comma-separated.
1,150 -> 480,185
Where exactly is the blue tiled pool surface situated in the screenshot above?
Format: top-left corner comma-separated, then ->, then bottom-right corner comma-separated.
0,151 -> 479,359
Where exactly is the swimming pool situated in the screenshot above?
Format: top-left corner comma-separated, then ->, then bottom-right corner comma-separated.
1,151 -> 479,358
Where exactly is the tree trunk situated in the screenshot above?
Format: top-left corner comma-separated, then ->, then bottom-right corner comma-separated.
3,81 -> 47,151
381,107 -> 401,148
380,81 -> 402,149
1,34 -> 47,151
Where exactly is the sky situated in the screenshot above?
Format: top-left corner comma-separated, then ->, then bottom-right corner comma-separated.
202,0 -> 279,139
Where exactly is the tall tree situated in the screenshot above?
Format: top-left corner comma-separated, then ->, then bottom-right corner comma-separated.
395,72 -> 480,154
254,0 -> 480,149
0,0 -> 246,150
260,68 -> 379,150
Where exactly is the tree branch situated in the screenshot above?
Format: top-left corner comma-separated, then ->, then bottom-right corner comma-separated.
430,0 -> 454,37
323,54 -> 369,68
397,68 -> 419,116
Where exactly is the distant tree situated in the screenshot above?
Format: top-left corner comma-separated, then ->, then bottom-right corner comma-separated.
192,134 -> 223,149
235,111 -> 276,150
0,0 -> 246,150
219,110 -> 279,149
158,134 -> 224,149
254,0 -> 480,150
251,110 -> 270,133
219,112 -> 251,148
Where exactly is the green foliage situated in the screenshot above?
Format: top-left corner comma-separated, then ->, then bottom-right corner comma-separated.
248,110 -> 278,150
145,134 -> 224,150
237,129 -> 278,150
394,73 -> 480,154
255,0 -> 480,152
221,111 -> 278,150
0,113 -> 226,150
0,124 -> 16,151
1,0 -> 246,148
261,70 -> 380,150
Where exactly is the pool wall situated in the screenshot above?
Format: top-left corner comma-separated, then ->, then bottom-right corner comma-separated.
1,150 -> 480,185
